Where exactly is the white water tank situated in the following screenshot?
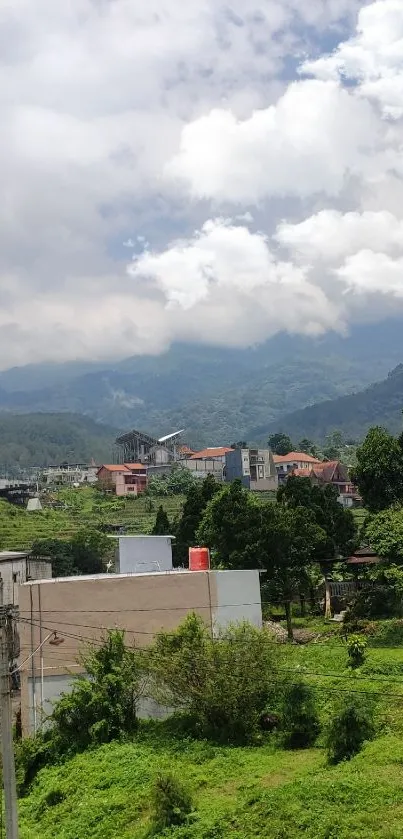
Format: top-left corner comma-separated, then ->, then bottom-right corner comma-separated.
114,535 -> 174,574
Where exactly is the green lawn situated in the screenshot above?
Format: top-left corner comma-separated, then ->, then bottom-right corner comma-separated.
18,729 -> 403,839
17,620 -> 403,838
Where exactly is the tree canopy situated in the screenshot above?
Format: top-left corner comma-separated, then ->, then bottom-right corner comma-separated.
277,476 -> 356,559
267,433 -> 294,456
352,426 -> 403,512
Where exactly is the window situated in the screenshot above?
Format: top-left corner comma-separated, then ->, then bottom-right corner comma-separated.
12,573 -> 18,584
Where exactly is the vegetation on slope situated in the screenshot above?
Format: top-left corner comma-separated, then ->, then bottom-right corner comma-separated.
0,413 -> 119,469
261,364 -> 403,444
0,487 -> 184,550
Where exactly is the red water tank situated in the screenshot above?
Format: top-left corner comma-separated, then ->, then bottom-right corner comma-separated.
188,546 -> 210,571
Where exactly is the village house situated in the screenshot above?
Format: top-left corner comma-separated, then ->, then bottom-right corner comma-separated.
273,452 -> 322,482
96,463 -> 147,496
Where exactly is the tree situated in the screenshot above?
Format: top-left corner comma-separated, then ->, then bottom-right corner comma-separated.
152,505 -> 171,535
69,529 -> 110,574
364,508 -> 403,562
298,439 -> 318,456
258,504 -> 326,639
231,441 -> 248,449
352,427 -> 403,512
267,433 -> 294,456
197,480 -> 262,569
173,475 -> 220,566
31,538 -> 75,577
277,476 -> 357,560
49,631 -> 142,758
148,613 -> 280,743
151,773 -> 193,831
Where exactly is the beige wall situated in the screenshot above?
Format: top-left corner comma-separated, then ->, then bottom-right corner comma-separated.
19,571 -> 213,734
19,569 -> 262,735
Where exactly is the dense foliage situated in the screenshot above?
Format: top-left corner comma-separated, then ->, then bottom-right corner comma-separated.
277,475 -> 357,559
326,697 -> 375,764
263,362 -> 403,444
32,529 -> 110,576
197,480 -> 328,638
173,474 -> 220,566
0,412 -> 117,469
281,682 -> 320,748
353,427 -> 403,511
148,613 -> 280,743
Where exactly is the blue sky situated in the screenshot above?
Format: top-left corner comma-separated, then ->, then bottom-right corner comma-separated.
0,0 -> 403,368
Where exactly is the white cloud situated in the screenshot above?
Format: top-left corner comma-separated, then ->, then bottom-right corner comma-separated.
166,80 -> 380,202
336,251 -> 403,296
301,0 -> 403,117
1,0 -> 403,369
275,209 -> 403,262
129,217 -> 341,336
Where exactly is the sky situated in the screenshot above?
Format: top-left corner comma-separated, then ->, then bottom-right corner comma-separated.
1,0 -> 403,368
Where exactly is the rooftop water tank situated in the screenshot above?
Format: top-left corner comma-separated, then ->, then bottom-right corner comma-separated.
189,546 -> 210,571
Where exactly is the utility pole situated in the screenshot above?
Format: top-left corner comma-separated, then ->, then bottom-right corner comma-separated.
0,577 -> 19,839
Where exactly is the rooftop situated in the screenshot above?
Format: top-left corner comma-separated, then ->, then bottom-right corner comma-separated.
21,568 -> 259,586
191,447 -> 233,459
273,452 -> 322,464
0,551 -> 31,561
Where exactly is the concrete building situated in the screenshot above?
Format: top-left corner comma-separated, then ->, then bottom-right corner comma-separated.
41,464 -> 99,486
19,567 -> 263,735
0,551 -> 52,605
225,448 -> 278,491
96,463 -> 147,496
183,447 -> 233,481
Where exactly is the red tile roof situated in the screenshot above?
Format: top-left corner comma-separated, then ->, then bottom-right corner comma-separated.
97,464 -> 130,473
273,452 -> 321,464
190,447 -> 233,460
123,463 -> 146,471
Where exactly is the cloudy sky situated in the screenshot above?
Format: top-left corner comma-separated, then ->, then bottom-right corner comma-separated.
1,0 -> 403,368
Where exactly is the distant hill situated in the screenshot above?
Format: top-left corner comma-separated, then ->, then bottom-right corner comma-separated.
0,321 -> 403,447
0,413 -> 119,470
258,365 -> 403,443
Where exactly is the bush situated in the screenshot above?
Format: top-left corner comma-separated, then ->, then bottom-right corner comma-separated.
151,771 -> 193,832
347,634 -> 367,668
148,613 -> 280,744
281,682 -> 320,748
347,585 -> 401,620
326,696 -> 375,764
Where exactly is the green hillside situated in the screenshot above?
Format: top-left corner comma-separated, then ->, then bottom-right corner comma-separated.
259,364 -> 403,444
0,413 -> 119,470
18,620 -> 403,839
1,321 -> 403,447
0,489 -> 184,550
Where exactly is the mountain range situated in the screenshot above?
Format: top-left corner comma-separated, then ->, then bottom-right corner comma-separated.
0,319 -> 403,461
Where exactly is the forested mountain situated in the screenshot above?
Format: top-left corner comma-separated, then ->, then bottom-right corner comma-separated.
0,413 -> 118,470
0,320 -> 402,448
260,365 -> 403,444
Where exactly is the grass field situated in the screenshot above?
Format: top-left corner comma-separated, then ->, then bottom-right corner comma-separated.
17,619 -> 403,838
0,488 -> 185,550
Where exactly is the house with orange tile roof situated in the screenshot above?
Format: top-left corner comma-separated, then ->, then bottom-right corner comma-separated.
273,451 -> 322,482
96,463 -> 147,496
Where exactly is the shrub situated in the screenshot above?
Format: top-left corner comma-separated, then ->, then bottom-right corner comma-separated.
281,682 -> 320,748
347,634 -> 367,668
148,613 -> 280,744
326,696 -> 375,764
151,771 -> 193,832
50,630 -> 142,754
347,585 -> 401,620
